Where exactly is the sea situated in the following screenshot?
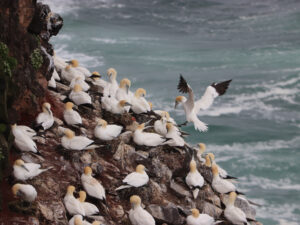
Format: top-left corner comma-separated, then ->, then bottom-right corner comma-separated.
39,0 -> 300,224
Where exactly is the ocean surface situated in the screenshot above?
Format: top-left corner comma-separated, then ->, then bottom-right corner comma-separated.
39,0 -> 300,224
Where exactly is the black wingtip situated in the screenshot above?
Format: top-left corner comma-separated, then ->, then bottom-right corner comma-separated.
177,74 -> 189,93
225,175 -> 238,180
211,79 -> 232,96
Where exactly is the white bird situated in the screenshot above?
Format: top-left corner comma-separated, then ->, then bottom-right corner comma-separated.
64,185 -> 85,216
129,195 -> 155,225
12,183 -> 37,202
11,124 -> 39,153
207,153 -> 237,180
103,68 -> 118,97
186,208 -> 220,225
116,164 -> 149,191
154,110 -> 177,125
14,124 -> 36,138
69,215 -> 91,225
13,159 -> 52,181
53,53 -> 67,72
94,119 -> 122,141
77,191 -> 99,216
69,84 -> 92,106
224,192 -> 248,225
62,65 -> 85,83
100,95 -> 117,112
90,72 -> 107,93
165,123 -> 185,147
185,159 -> 204,199
70,77 -> 90,92
63,102 -> 82,126
195,143 -> 206,163
175,75 -> 232,131
67,59 -> 91,78
131,88 -> 151,114
154,112 -> 168,136
111,100 -> 131,114
81,166 -> 105,201
36,102 -> 54,130
62,129 -> 97,151
133,123 -> 169,147
116,78 -> 133,103
52,68 -> 60,81
48,74 -> 56,88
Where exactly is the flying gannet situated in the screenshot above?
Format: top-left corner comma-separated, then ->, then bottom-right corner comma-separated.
62,129 -> 97,151
77,191 -> 99,216
129,195 -> 155,225
131,88 -> 151,114
64,185 -> 85,216
36,102 -> 54,130
175,75 -> 232,131
63,102 -> 83,126
12,183 -> 37,203
94,119 -> 123,141
69,84 -> 92,106
185,159 -> 204,199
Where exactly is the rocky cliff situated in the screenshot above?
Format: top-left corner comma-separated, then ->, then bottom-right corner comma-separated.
0,1 -> 261,225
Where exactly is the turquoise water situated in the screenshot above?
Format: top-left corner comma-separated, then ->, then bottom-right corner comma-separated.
40,0 -> 300,224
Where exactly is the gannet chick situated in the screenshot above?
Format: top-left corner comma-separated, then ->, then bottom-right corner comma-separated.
13,159 -> 52,181
81,166 -> 105,200
176,75 -> 232,131
225,192 -> 248,225
63,102 -> 82,126
69,84 -> 92,106
11,124 -> 39,153
116,78 -> 133,102
62,129 -> 97,151
64,185 -> 85,216
185,159 -> 204,199
67,59 -> 91,78
207,153 -> 237,179
116,164 -> 149,191
103,68 -> 118,97
12,183 -> 37,202
165,123 -> 185,147
70,77 -> 90,92
131,88 -> 151,114
186,208 -> 218,225
154,111 -> 168,136
78,191 -> 99,216
53,53 -> 67,72
133,123 -> 169,147
62,65 -> 85,83
36,102 -> 54,130
129,195 -> 155,225
14,124 -> 36,138
94,119 -> 122,141
48,74 -> 57,88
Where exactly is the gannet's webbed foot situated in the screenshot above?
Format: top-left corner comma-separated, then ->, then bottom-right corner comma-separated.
178,121 -> 188,127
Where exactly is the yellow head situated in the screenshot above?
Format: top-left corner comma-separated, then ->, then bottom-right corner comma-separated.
67,185 -> 76,194
92,71 -> 101,76
74,217 -> 83,225
205,155 -> 212,167
14,159 -> 24,166
65,65 -> 71,71
42,102 -> 51,113
65,102 -> 74,110
130,195 -> 141,207
164,111 -> 170,120
97,119 -> 108,128
228,192 -> 237,205
135,88 -> 146,98
92,222 -> 101,225
78,191 -> 86,202
189,160 -> 197,173
166,122 -> 173,132
119,100 -> 131,107
136,164 -> 145,174
207,153 -> 215,161
175,96 -> 185,108
84,166 -> 92,175
119,78 -> 131,88
107,68 -> 117,79
191,208 -> 200,218
137,123 -> 145,130
69,59 -> 79,67
64,129 -> 75,139
74,84 -> 82,92
12,184 -> 21,197
198,143 -> 206,154
211,164 -> 219,176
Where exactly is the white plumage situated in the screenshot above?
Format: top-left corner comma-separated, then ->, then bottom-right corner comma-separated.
69,84 -> 92,106
52,68 -> 60,81
48,74 -> 56,88
68,215 -> 92,225
11,124 -> 38,153
12,183 -> 37,202
133,124 -> 167,147
15,125 -> 36,138
70,77 -> 90,92
36,102 -> 54,130
211,165 -> 237,194
62,129 -> 96,151
77,191 -> 99,216
63,102 -> 82,126
53,54 -> 67,72
64,186 -> 85,216
103,68 -> 119,97
165,123 -> 185,147
224,192 -> 248,225
186,209 -> 217,225
81,167 -> 105,200
62,66 -> 85,83
185,160 -> 204,199
94,119 -> 122,141
131,88 -> 151,114
129,195 -> 155,225
154,117 -> 167,136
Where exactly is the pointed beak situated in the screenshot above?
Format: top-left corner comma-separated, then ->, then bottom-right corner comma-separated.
174,101 -> 178,109
91,74 -> 101,78
21,165 -> 29,172
65,60 -> 71,64
125,102 -> 132,106
46,107 -> 51,114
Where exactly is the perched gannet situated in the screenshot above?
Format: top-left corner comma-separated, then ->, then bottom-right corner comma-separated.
154,111 -> 168,136
186,208 -> 220,225
70,77 -> 90,92
14,124 -> 36,138
91,72 -> 107,93
185,159 -> 204,199
195,143 -> 206,163
36,102 -> 54,130
67,59 -> 91,78
11,124 -> 39,153
48,74 -> 57,89
110,99 -> 131,114
133,123 -> 169,147
225,192 -> 248,225
116,78 -> 133,102
176,75 -> 232,131
129,195 -> 155,225
165,122 -> 185,147
207,153 -> 237,180
69,84 -> 92,106
212,165 -> 242,194
12,183 -> 37,202
78,191 -> 99,216
116,164 -> 149,191
63,102 -> 82,126
62,65 -> 85,83
62,129 -> 97,151
64,185 -> 85,216
53,52 -> 67,72
13,159 -> 52,181
154,110 -> 177,125
131,88 -> 151,114
69,215 -> 95,225
94,119 -> 122,141
100,95 -> 116,112
81,166 -> 105,201
103,68 -> 118,97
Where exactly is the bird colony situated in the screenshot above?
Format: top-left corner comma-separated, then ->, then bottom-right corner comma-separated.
9,55 -> 260,225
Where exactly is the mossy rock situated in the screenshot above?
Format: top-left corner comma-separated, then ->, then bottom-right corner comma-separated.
30,48 -> 43,70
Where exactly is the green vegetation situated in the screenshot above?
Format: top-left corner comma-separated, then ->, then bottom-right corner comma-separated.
30,48 -> 43,70
0,42 -> 17,77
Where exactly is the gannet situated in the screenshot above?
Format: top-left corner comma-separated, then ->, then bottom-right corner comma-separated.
63,102 -> 83,126
207,153 -> 237,180
100,95 -> 117,112
48,74 -> 57,89
67,59 -> 91,78
52,68 -> 60,80
14,124 -> 36,138
69,84 -> 92,106
131,88 -> 151,114
64,185 -> 85,216
62,65 -> 85,83
154,111 -> 168,136
185,159 -> 204,199
225,192 -> 248,225
129,195 -> 155,225
70,77 -> 90,92
91,72 -> 107,93
81,166 -> 105,201
53,53 -> 67,72
36,102 -> 54,130
13,159 -> 52,181
94,119 -> 123,141
78,191 -> 99,216
133,123 -> 169,147
103,68 -> 118,97
116,164 -> 149,191
62,129 -> 97,151
154,110 -> 177,125
165,123 -> 185,147
12,183 -> 37,202
212,164 -> 242,194
186,208 -> 220,225
195,143 -> 206,163
11,124 -> 39,153
116,78 -> 133,102
69,215 -> 94,225
176,75 -> 232,131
